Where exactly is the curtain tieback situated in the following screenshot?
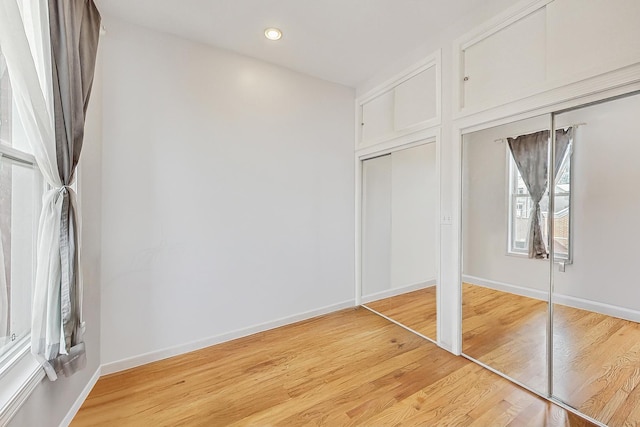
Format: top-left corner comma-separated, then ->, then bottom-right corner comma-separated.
57,185 -> 73,195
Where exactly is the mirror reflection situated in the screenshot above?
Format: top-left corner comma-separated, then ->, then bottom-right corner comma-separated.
552,92 -> 640,426
461,115 -> 551,395
361,142 -> 438,341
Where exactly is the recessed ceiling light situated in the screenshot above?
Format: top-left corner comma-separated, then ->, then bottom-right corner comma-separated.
264,28 -> 282,41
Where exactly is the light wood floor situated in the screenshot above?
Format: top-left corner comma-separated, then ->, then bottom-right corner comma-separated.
463,283 -> 640,426
463,283 -> 548,393
365,287 -> 437,340
73,308 -> 593,426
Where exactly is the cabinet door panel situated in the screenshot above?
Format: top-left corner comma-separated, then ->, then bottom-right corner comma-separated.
547,0 -> 640,83
394,67 -> 437,130
463,8 -> 546,110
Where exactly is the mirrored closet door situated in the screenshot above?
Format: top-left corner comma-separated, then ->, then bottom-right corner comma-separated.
361,142 -> 438,341
461,114 -> 552,396
551,92 -> 640,426
460,91 -> 640,426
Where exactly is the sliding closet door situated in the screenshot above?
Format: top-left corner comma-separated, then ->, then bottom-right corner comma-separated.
361,155 -> 392,297
461,115 -> 551,395
552,92 -> 640,425
361,143 -> 438,341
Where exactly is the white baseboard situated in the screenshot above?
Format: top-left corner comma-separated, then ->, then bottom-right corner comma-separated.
101,299 -> 355,375
361,279 -> 436,305
463,275 -> 547,301
553,294 -> 640,323
463,275 -> 640,323
59,366 -> 101,427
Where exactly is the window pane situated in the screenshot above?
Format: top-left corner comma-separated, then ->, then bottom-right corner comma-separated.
513,196 -> 532,250
516,174 -> 528,195
0,157 -> 35,358
553,194 -> 570,257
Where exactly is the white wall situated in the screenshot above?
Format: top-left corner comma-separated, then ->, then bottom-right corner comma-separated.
391,143 -> 437,287
9,48 -> 104,427
461,94 -> 640,314
99,20 -> 355,369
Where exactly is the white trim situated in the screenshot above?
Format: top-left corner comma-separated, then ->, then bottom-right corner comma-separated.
356,127 -> 438,159
0,337 -> 30,381
455,81 -> 640,137
356,50 -> 441,149
358,52 -> 439,105
459,0 -> 553,51
0,144 -> 36,165
101,299 -> 354,375
361,279 -> 436,305
59,366 -> 101,427
463,275 -> 640,323
357,131 -> 437,161
0,356 -> 44,427
450,125 -> 463,355
554,294 -> 640,324
434,127 -> 442,346
462,274 -> 547,301
354,154 -> 362,306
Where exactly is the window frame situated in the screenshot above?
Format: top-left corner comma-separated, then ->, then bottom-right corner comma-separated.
506,142 -> 573,262
0,134 -> 44,425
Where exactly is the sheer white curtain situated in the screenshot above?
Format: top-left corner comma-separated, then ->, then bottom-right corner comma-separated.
0,0 -> 69,380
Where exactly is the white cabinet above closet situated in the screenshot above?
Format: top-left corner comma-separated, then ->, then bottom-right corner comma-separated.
455,0 -> 640,116
461,6 -> 546,110
357,51 -> 440,150
546,0 -> 640,84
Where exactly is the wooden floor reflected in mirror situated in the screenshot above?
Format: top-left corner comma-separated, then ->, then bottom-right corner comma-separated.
463,282 -> 640,425
553,304 -> 640,425
462,283 -> 548,394
365,287 -> 436,339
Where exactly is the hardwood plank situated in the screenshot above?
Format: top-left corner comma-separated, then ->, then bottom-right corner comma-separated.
462,282 -> 640,426
365,286 -> 437,339
73,307 -> 590,426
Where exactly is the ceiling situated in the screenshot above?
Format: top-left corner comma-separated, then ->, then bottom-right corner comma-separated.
95,0 -> 512,88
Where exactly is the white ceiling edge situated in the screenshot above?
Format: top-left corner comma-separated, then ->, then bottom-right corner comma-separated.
94,0 -> 516,90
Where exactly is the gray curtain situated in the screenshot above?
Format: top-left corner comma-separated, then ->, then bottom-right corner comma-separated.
47,0 -> 100,377
508,131 -> 549,259
508,128 -> 572,259
554,128 -> 573,178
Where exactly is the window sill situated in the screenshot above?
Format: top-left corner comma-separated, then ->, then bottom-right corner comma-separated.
506,250 -> 572,265
0,342 -> 44,425
506,250 -> 529,258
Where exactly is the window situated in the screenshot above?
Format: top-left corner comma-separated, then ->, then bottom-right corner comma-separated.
507,136 -> 572,260
0,46 -> 40,374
